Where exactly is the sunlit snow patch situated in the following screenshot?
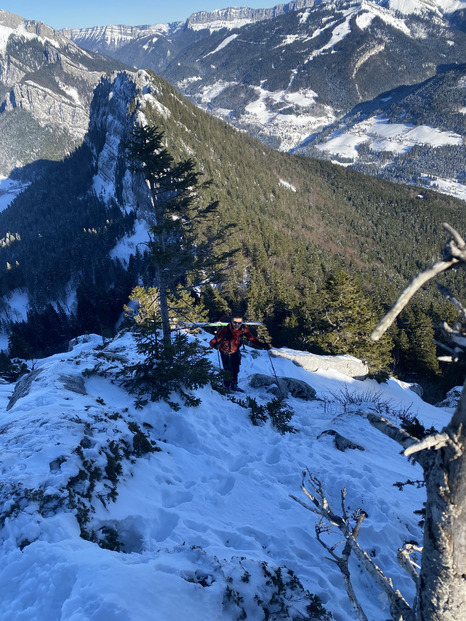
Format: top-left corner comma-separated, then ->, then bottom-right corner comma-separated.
317,115 -> 464,160
203,34 -> 238,58
0,178 -> 29,213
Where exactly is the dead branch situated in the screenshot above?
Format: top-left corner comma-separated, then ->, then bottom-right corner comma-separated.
371,223 -> 465,342
370,258 -> 457,341
366,413 -> 420,450
404,428 -> 464,460
397,543 -> 422,587
315,519 -> 370,621
438,321 -> 466,349
365,413 -> 454,469
435,284 -> 466,321
443,223 -> 466,260
290,470 -> 415,621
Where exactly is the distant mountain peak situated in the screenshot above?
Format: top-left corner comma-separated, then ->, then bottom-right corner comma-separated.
385,0 -> 465,15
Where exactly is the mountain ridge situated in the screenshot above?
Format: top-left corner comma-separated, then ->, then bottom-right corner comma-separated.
61,1 -> 466,198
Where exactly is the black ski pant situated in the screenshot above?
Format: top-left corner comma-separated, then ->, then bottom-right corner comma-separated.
220,350 -> 241,387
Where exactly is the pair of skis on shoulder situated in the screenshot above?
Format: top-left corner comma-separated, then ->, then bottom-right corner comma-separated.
180,321 -> 263,327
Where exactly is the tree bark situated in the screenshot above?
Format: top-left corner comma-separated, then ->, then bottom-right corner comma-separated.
417,376 -> 466,621
150,178 -> 171,342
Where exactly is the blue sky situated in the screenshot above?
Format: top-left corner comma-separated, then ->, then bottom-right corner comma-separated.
1,1 -> 279,29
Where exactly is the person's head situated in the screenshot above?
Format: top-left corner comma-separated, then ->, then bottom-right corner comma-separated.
231,316 -> 243,329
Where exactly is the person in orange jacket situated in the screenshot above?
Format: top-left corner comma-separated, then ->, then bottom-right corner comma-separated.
209,314 -> 270,391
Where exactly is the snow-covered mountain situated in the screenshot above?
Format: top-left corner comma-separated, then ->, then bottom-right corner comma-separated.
63,0 -> 466,199
295,63 -> 466,200
0,327 -> 458,620
62,1 -> 319,55
157,0 -> 464,148
61,23 -> 172,55
64,0 -> 464,54
0,9 -> 126,177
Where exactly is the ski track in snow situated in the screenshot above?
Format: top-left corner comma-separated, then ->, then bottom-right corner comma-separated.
0,331 -> 455,620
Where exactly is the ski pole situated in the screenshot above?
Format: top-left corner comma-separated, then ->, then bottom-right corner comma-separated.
268,350 -> 285,399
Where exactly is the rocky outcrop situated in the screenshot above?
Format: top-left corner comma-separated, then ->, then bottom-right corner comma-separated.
6,368 -> 42,411
62,25 -> 152,54
317,429 -> 365,452
436,385 -> 463,409
7,368 -> 88,410
248,373 -> 317,400
85,70 -> 158,214
271,349 -> 369,380
186,1 -> 320,30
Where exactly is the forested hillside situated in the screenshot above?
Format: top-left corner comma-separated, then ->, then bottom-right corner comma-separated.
0,71 -> 464,395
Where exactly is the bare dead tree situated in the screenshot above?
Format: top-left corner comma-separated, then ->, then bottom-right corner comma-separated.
293,224 -> 465,620
290,471 -> 415,621
368,223 -> 466,620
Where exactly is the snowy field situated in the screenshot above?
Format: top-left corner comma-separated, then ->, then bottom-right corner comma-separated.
0,330 -> 456,620
0,178 -> 29,213
316,116 -> 463,160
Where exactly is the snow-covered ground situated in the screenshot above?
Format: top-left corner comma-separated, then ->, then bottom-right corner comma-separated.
0,330 -> 456,620
0,177 -> 29,213
316,116 -> 463,160
312,115 -> 466,199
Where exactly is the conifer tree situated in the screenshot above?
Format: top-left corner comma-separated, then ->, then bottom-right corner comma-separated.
307,270 -> 393,374
125,124 -> 233,341
395,306 -> 440,379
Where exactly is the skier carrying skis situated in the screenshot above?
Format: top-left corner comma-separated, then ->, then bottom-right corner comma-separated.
209,315 -> 270,391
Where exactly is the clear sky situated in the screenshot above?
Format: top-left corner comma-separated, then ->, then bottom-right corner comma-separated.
0,1 -> 281,29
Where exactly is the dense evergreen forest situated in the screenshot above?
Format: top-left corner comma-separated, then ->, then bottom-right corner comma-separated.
0,72 -> 464,398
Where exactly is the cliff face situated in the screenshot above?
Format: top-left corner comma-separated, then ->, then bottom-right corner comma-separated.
184,3 -> 318,30
63,1 -> 321,53
0,9 -> 125,177
61,24 -> 168,55
85,70 -> 156,215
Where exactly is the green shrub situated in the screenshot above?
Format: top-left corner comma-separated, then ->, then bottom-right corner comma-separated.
121,324 -> 219,410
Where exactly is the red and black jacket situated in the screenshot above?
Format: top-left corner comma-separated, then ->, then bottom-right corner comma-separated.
210,323 -> 263,354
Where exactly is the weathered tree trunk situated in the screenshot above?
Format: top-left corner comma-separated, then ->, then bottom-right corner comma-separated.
151,178 -> 171,343
417,377 -> 466,620
156,264 -> 171,342
369,223 -> 466,620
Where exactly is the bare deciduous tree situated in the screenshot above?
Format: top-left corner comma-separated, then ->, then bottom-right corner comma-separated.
293,224 -> 466,620
370,223 -> 466,621
291,472 -> 414,621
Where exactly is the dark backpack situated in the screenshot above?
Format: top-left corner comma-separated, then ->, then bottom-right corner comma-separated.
219,324 -> 244,354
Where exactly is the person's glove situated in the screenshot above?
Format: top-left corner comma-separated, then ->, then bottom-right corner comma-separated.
263,343 -> 271,351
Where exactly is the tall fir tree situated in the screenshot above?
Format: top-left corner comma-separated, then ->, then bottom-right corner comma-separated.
125,124 -> 233,341
305,270 -> 393,374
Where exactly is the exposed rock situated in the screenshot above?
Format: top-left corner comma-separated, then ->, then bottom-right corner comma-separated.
318,429 -> 365,452
409,383 -> 424,398
436,386 -> 463,409
248,373 -> 275,388
271,349 -> 369,380
282,377 -> 316,401
248,373 -> 316,400
6,368 -> 42,411
59,374 -> 87,395
248,373 -> 289,397
0,9 -> 124,175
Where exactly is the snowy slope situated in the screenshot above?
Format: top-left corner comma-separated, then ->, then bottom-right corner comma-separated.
0,330 -> 455,620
